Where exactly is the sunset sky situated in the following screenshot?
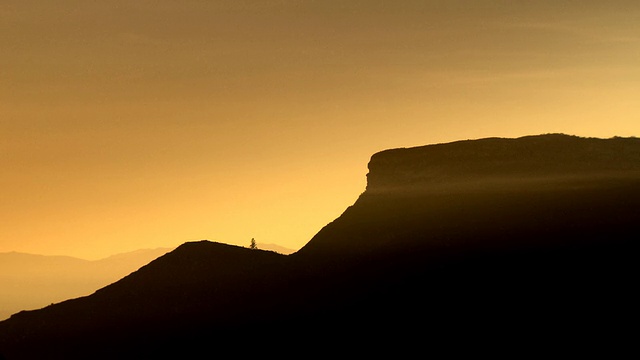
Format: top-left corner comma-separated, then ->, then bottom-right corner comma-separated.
2,1 -> 639,259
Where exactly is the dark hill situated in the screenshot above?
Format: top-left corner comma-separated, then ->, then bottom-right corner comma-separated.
0,242 -> 293,358
1,134 -> 638,358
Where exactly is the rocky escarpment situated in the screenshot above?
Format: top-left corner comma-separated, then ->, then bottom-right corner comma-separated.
291,133 -> 639,346
297,134 -> 640,257
366,134 -> 640,192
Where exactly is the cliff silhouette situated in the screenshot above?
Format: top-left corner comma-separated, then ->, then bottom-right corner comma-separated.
0,134 -> 637,358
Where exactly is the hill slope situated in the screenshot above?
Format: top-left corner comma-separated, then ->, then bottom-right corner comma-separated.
0,134 -> 638,358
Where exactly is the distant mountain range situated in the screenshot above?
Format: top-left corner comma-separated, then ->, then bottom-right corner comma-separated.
1,134 -> 637,358
255,242 -> 296,255
0,248 -> 173,321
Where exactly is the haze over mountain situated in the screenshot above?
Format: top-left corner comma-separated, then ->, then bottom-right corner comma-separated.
0,248 -> 172,321
254,242 -> 295,255
0,134 -> 637,358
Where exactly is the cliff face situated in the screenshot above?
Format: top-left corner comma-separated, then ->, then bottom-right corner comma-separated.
289,134 -> 639,345
366,134 -> 640,192
297,134 -> 640,258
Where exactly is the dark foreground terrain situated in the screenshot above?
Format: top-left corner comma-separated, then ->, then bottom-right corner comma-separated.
1,134 -> 638,358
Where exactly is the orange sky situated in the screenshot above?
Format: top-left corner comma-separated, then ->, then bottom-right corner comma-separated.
1,1 -> 639,259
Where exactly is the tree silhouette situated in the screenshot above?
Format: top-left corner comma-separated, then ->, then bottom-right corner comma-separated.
250,238 -> 257,250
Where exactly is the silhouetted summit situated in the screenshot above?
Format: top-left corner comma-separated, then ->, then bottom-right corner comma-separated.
0,134 -> 637,358
298,134 -> 640,257
366,133 -> 640,191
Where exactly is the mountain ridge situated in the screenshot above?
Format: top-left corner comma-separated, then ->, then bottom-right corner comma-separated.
1,133 -> 637,357
367,133 -> 640,192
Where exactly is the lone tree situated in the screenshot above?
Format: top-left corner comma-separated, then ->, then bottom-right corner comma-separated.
250,238 -> 257,250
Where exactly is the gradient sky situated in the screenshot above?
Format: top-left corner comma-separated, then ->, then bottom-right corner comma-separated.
2,1 -> 639,259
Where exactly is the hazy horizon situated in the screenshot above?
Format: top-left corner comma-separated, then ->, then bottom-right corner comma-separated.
0,241 -> 294,260
2,1 -> 639,259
